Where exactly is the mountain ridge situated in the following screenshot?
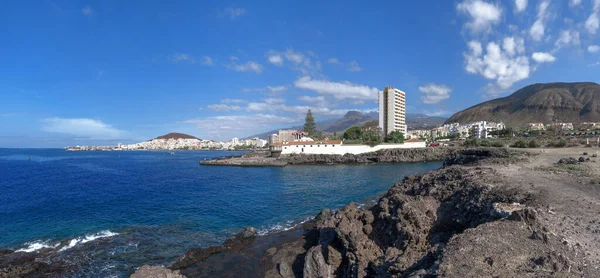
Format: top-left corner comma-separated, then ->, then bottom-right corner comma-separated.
155,132 -> 200,140
445,82 -> 600,127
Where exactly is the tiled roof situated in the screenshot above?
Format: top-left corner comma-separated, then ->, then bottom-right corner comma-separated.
405,138 -> 425,143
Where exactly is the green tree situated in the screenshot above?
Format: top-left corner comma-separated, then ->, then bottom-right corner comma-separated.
385,131 -> 405,143
343,126 -> 362,140
303,109 -> 317,137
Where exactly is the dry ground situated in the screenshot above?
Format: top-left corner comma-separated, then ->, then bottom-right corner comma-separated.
491,147 -> 600,274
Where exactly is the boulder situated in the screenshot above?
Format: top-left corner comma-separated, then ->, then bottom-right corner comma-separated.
131,265 -> 185,278
490,202 -> 526,218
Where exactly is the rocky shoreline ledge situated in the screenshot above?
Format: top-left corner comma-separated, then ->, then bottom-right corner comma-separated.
132,147 -> 599,277
200,147 -> 465,167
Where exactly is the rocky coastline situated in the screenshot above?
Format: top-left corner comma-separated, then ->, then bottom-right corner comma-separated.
131,147 -> 599,277
200,147 -> 464,167
5,147 -> 600,277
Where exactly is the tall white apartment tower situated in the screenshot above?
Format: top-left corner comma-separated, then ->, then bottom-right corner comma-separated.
378,87 -> 407,135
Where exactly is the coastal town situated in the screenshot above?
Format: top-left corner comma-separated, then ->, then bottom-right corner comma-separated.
66,85 -> 600,153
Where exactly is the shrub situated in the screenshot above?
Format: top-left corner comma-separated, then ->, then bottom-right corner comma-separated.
479,140 -> 491,147
464,138 -> 479,147
548,139 -> 567,148
490,140 -> 504,147
528,139 -> 540,148
511,140 -> 528,148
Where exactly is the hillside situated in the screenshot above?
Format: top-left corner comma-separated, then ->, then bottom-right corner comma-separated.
446,82 -> 600,127
322,111 -> 378,132
155,132 -> 200,140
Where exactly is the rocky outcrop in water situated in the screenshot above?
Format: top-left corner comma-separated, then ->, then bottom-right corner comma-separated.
0,249 -> 67,278
130,265 -> 185,278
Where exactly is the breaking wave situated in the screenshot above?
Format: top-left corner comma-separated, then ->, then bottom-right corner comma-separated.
15,230 -> 119,253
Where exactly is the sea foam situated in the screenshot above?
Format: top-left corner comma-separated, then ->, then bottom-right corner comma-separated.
15,241 -> 60,253
59,230 -> 119,251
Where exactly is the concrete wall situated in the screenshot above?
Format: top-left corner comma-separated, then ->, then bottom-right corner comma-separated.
279,142 -> 426,155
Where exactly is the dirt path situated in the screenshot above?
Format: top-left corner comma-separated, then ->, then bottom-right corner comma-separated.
494,147 -> 600,274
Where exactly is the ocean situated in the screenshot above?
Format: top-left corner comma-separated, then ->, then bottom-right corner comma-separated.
0,148 -> 442,277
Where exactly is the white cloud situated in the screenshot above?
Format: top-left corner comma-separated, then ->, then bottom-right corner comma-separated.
266,49 -> 321,75
515,0 -> 528,13
529,0 -> 550,41
284,50 -> 305,64
207,104 -> 242,112
169,53 -> 196,64
267,54 -> 284,66
529,20 -> 545,41
264,98 -> 285,104
41,118 -> 131,140
347,61 -> 362,72
532,52 -> 557,63
294,76 -> 379,101
418,84 -> 452,104
245,100 -> 346,116
502,37 -> 525,56
267,85 -> 287,92
464,38 -> 530,89
182,114 -> 298,140
223,8 -> 246,19
328,58 -> 341,64
589,45 -> 600,53
456,0 -> 503,33
586,13 -> 599,34
81,5 -> 94,16
229,61 -> 263,73
221,98 -> 246,104
555,30 -> 580,49
201,56 -> 213,66
298,95 -> 326,105
570,0 -> 582,7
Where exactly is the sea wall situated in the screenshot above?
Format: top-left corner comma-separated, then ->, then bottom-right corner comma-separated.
280,147 -> 459,165
278,141 -> 426,156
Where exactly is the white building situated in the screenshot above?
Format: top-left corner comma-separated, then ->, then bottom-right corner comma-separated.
378,87 -> 407,135
269,139 -> 426,157
232,137 -> 240,146
468,121 -> 505,139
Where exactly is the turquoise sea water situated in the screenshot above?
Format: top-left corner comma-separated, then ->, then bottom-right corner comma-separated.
0,148 -> 442,276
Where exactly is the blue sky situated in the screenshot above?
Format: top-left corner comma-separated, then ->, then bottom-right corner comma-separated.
1,0 -> 600,147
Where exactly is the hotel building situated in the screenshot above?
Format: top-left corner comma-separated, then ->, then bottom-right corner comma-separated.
378,87 -> 407,135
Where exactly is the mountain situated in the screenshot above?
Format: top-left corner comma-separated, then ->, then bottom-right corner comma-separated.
405,113 -> 447,130
323,111 -> 378,132
245,112 -> 447,139
445,82 -> 600,127
155,132 -> 200,140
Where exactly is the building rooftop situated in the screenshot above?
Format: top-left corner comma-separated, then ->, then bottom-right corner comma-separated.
271,140 -> 343,146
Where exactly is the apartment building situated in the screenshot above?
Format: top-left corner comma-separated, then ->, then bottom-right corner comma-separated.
378,87 -> 407,135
